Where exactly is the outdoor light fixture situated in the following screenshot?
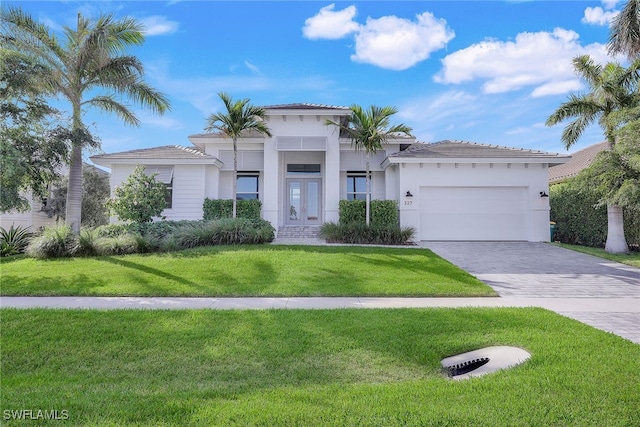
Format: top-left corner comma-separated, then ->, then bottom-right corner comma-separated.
406,191 -> 413,197
540,191 -> 549,198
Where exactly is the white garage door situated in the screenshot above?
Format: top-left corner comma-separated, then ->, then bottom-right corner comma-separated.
419,187 -> 528,241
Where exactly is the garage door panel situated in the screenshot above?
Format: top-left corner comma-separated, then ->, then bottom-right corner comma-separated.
420,187 -> 528,241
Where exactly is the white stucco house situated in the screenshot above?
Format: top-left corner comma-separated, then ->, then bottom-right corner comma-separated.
91,103 -> 570,242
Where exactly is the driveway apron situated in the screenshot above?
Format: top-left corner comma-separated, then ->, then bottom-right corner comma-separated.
420,241 -> 640,344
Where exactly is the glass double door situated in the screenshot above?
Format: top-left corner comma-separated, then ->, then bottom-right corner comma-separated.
286,178 -> 321,225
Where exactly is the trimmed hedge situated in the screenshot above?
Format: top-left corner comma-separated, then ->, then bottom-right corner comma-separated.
203,199 -> 262,220
338,200 -> 399,226
550,181 -> 639,248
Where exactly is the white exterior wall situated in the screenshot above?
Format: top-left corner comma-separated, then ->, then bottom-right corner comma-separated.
0,191 -> 59,230
168,165 -> 206,220
396,162 -> 551,242
110,163 -> 207,222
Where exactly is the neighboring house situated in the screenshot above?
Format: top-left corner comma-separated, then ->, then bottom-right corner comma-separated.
0,164 -> 70,230
548,141 -> 608,184
0,163 -> 110,230
0,189 -> 58,230
91,103 -> 570,241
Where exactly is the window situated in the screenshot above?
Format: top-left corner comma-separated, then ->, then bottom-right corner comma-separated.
237,173 -> 259,200
144,166 -> 174,209
287,164 -> 321,175
164,180 -> 173,208
347,172 -> 368,200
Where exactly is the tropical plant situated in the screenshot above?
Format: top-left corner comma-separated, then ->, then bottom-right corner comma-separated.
326,105 -> 412,225
609,0 -> 640,59
204,93 -> 271,218
0,224 -> 33,256
26,224 -> 75,258
1,7 -> 171,233
545,55 -> 640,253
106,165 -> 168,224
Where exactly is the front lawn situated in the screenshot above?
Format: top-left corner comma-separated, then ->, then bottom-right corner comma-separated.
0,245 -> 494,297
553,242 -> 640,267
2,308 -> 638,426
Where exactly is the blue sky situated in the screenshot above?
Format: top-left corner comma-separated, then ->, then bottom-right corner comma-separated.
9,1 -> 627,160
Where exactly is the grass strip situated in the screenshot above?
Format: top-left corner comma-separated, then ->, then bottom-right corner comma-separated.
552,242 -> 640,267
1,308 -> 639,426
0,245 -> 494,297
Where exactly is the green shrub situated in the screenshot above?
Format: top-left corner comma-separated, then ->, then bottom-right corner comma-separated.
94,220 -> 201,239
338,200 -> 398,226
73,229 -> 99,257
175,218 -> 275,248
551,180 -> 639,247
203,199 -> 262,220
0,224 -> 33,257
26,225 -> 76,258
106,165 -> 168,223
94,234 -> 141,256
319,222 -> 415,245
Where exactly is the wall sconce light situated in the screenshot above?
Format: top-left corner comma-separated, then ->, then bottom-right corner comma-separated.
406,191 -> 413,197
540,191 -> 549,198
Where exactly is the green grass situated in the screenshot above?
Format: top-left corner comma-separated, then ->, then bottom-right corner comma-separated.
0,245 -> 495,297
2,308 -> 638,426
553,242 -> 640,267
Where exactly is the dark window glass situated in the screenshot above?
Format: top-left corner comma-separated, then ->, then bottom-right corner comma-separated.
287,164 -> 321,174
237,174 -> 259,200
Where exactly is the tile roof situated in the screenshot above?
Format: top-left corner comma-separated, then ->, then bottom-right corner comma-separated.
261,103 -> 350,111
548,141 -> 608,184
91,145 -> 214,160
390,140 -> 569,160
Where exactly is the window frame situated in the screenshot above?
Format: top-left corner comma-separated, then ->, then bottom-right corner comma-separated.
236,172 -> 260,200
346,171 -> 368,201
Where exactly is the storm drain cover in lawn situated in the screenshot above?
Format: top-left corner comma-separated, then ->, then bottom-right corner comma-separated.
441,346 -> 531,380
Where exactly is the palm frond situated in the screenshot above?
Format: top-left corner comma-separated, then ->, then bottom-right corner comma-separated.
608,0 -> 640,59
84,95 -> 140,127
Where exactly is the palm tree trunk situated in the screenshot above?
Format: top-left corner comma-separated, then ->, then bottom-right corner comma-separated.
232,137 -> 238,219
66,106 -> 83,234
365,153 -> 371,226
605,204 -> 629,254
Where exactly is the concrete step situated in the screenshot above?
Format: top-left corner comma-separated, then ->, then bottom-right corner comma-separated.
277,226 -> 321,239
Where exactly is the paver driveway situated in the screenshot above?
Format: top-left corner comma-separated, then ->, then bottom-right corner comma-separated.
420,241 -> 640,343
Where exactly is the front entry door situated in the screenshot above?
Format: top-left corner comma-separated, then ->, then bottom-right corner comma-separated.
286,178 -> 322,225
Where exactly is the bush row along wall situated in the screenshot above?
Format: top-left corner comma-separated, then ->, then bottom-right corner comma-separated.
338,200 -> 399,226
203,199 -> 262,220
550,181 -> 639,248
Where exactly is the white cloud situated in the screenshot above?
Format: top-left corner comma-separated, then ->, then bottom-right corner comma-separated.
435,28 -> 611,97
302,4 -> 359,40
582,6 -> 619,25
139,16 -> 179,36
244,60 -> 262,75
351,12 -> 455,71
602,0 -> 621,11
304,5 -> 453,70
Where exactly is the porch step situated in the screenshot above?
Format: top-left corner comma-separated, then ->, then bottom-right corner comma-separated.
277,226 -> 321,239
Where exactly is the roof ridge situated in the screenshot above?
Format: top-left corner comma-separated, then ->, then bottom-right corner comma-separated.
262,102 -> 350,110
426,139 -> 555,155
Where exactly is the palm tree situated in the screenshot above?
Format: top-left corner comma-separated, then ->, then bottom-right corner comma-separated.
609,0 -> 640,59
546,55 -> 640,253
1,7 -> 171,233
204,93 -> 271,218
326,105 -> 412,225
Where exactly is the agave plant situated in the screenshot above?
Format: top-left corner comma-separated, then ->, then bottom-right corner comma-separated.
0,224 -> 33,256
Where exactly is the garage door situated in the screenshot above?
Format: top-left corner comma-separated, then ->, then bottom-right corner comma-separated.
419,187 -> 528,241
